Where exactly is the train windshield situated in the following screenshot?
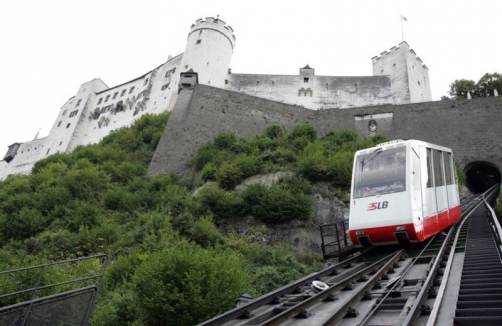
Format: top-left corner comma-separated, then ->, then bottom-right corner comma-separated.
353,146 -> 406,198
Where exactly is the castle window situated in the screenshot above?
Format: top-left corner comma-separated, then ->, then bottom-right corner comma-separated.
304,78 -> 309,83
76,99 -> 82,106
115,101 -> 124,112
196,39 -> 201,44
381,70 -> 384,73
120,89 -> 127,97
46,148 -> 50,155
418,81 -> 421,85
97,98 -> 103,104
105,95 -> 110,102
161,83 -> 170,90
66,123 -> 71,128
57,121 -> 62,127
62,109 -> 67,116
113,92 -> 118,99
69,110 -> 79,118
225,79 -> 228,84
143,78 -> 149,86
59,142 -> 63,146
129,86 -> 135,94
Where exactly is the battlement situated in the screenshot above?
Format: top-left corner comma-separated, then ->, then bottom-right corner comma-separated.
371,41 -> 428,69
189,17 -> 236,48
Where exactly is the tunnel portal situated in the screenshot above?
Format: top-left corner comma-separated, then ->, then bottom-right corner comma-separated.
464,161 -> 501,194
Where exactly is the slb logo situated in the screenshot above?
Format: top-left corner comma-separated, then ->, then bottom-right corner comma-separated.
368,201 -> 389,211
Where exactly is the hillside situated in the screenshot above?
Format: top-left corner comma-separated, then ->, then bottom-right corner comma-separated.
0,113 -> 389,325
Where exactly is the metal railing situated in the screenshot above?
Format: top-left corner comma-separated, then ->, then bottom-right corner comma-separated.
483,184 -> 502,258
0,254 -> 108,326
319,219 -> 351,259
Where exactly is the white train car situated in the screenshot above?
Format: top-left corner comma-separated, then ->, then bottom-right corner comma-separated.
348,139 -> 461,247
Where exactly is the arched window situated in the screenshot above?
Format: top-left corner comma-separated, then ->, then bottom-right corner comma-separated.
93,108 -> 101,120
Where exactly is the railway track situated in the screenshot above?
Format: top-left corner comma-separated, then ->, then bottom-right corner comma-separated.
199,187 -> 500,326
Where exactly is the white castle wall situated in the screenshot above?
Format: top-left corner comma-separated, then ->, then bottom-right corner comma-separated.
0,18 -> 432,181
372,41 -> 431,104
179,17 -> 235,88
225,73 -> 393,109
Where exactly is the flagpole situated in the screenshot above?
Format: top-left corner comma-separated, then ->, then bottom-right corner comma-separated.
401,16 -> 404,41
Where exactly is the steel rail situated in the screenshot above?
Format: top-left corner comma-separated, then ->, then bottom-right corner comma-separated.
257,249 -> 405,326
402,190 -> 490,326
197,249 -> 372,326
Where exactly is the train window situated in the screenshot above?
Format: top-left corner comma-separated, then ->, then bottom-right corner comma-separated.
433,150 -> 445,187
353,147 -> 406,198
426,148 -> 433,188
445,152 -> 453,185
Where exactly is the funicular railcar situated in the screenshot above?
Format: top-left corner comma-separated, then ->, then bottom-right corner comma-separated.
348,139 -> 461,247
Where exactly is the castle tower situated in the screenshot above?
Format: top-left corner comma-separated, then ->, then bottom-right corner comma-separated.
179,17 -> 236,88
372,41 -> 432,104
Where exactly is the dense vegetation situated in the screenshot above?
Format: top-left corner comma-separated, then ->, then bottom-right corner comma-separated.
2,114 -> 381,325
3,113 -> 473,325
193,125 -> 389,206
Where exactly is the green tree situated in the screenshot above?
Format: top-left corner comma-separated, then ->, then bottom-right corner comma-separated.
449,79 -> 478,99
448,72 -> 502,99
477,72 -> 502,97
132,240 -> 248,326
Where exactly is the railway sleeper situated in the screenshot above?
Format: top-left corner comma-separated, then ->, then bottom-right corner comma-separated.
457,299 -> 502,309
457,293 -> 502,301
456,307 -> 502,317
454,316 -> 502,326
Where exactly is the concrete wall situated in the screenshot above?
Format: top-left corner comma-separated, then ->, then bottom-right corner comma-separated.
225,73 -> 393,109
148,85 -> 502,177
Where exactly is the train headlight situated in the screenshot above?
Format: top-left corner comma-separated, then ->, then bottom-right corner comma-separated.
396,226 -> 407,231
355,231 -> 365,235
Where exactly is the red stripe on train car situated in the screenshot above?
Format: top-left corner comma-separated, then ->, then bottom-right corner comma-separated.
350,205 -> 461,246
349,223 -> 416,246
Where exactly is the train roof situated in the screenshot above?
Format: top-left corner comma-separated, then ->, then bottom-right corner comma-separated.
355,139 -> 453,155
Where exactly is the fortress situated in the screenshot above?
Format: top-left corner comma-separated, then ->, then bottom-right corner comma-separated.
0,17 -> 432,181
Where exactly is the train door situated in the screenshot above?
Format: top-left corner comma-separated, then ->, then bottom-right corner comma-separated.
433,150 -> 449,231
411,146 -> 424,240
445,152 -> 461,223
420,146 -> 438,238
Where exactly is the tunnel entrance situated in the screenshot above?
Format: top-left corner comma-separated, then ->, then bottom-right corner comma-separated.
464,161 -> 501,193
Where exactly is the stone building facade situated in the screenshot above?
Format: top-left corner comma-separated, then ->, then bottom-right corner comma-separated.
0,17 -> 431,181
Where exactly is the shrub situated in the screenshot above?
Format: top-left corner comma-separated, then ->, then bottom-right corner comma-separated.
188,216 -> 224,248
216,162 -> 243,190
252,183 -> 313,223
195,187 -> 245,219
264,125 -> 286,139
290,123 -> 317,142
132,240 -> 248,326
0,208 -> 47,240
234,154 -> 262,178
213,132 -> 238,150
200,163 -> 217,183
192,143 -> 218,170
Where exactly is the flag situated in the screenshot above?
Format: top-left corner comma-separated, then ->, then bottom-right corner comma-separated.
401,15 -> 408,21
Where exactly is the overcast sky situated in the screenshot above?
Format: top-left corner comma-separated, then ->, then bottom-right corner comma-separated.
1,0 -> 501,156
